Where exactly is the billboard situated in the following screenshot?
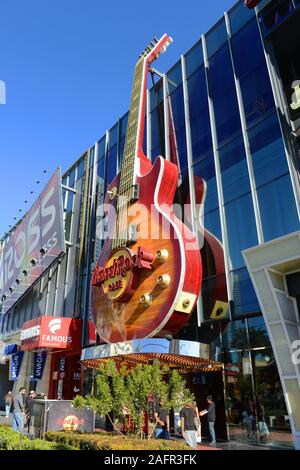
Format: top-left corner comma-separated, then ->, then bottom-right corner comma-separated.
0,169 -> 65,314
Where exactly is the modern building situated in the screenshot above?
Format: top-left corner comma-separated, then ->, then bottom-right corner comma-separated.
1,0 -> 300,449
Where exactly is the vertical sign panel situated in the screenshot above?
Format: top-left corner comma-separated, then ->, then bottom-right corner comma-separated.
0,169 -> 65,314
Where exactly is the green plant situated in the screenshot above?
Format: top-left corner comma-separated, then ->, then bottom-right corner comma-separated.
72,359 -> 194,438
45,431 -> 189,450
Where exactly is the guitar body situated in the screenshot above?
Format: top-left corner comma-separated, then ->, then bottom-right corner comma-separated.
91,156 -> 202,343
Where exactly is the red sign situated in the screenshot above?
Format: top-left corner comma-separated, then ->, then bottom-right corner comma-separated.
88,321 -> 96,345
20,316 -> 81,351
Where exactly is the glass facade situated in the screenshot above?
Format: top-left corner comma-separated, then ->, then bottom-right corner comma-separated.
1,0 -> 300,448
87,0 -> 299,447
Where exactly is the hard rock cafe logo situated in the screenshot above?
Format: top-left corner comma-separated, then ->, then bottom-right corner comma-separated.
56,415 -> 85,431
92,246 -> 153,302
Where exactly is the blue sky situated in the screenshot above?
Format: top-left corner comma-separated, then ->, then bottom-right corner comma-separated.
0,0 -> 234,237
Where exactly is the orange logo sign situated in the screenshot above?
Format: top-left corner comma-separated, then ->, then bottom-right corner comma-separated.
63,415 -> 79,431
92,246 -> 154,302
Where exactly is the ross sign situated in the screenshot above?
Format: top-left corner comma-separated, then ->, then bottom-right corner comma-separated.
20,316 -> 81,351
9,351 -> 24,381
33,352 -> 47,380
4,343 -> 19,355
0,169 -> 65,315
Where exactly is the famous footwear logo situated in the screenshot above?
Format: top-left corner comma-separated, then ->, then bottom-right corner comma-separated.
48,318 -> 62,334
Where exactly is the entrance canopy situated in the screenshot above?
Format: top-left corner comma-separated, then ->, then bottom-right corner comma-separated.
81,338 -> 223,373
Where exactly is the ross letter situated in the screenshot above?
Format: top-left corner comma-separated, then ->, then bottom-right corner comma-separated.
292,340 -> 300,366
41,187 -> 56,238
28,208 -> 41,253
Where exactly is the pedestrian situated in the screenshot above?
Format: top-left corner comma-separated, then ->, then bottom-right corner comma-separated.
25,391 -> 36,434
180,401 -> 198,449
192,401 -> 201,444
4,391 -> 13,418
203,395 -> 216,446
12,387 -> 27,433
154,399 -> 170,440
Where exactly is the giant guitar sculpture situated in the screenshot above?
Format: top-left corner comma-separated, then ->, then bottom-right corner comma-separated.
91,35 -> 202,344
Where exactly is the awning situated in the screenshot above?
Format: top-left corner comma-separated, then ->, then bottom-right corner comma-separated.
82,353 -> 222,373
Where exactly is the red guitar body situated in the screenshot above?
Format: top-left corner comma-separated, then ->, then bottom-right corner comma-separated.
92,155 -> 202,343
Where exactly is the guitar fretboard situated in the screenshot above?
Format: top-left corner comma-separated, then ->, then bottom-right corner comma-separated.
119,59 -> 144,196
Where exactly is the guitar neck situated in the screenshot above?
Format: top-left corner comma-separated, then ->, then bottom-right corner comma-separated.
119,59 -> 147,195
119,34 -> 173,196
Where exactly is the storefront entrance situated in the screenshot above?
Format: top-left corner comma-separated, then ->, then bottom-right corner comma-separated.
48,352 -> 82,400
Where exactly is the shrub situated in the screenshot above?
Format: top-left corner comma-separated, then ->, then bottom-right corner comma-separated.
45,431 -> 189,450
0,425 -> 77,450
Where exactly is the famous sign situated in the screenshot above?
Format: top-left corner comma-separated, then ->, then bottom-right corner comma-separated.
20,316 -> 81,351
0,169 -> 65,314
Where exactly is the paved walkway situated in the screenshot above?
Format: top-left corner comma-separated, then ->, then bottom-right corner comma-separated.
0,412 -> 293,450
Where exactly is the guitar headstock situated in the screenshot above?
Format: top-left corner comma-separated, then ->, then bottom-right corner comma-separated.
139,34 -> 173,64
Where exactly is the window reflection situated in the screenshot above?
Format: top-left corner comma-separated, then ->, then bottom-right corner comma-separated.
218,134 -> 250,204
187,66 -> 213,163
258,174 -> 300,241
231,18 -> 275,127
225,193 -> 258,270
208,43 -> 242,145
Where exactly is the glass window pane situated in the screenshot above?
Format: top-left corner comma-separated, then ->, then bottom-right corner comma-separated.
185,40 -> 203,78
97,137 -> 106,162
120,112 -> 129,139
193,154 -> 219,213
151,103 -> 164,160
77,159 -> 85,180
106,145 -> 118,185
109,124 -> 118,150
218,134 -> 250,204
228,0 -> 255,35
208,43 -> 242,145
206,18 -> 228,58
167,60 -> 182,92
187,66 -> 213,162
231,18 -> 275,127
249,112 -> 289,188
258,174 -> 300,242
230,268 -> 260,316
68,168 -> 76,188
225,193 -> 258,270
150,79 -> 163,111
169,84 -> 187,172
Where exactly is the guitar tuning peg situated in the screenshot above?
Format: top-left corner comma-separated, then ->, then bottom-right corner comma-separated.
154,37 -> 159,43
150,41 -> 156,48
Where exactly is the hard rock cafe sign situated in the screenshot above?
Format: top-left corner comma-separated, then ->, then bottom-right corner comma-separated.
92,247 -> 154,302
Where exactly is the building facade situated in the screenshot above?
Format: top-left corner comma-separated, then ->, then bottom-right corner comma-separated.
1,0 -> 300,449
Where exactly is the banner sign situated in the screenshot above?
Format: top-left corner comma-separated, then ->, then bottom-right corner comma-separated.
9,351 -> 24,381
33,351 -> 47,380
20,316 -> 81,351
4,343 -> 19,355
0,168 -> 65,315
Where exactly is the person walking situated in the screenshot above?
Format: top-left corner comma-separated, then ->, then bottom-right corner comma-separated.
12,387 -> 26,433
154,399 -> 170,440
192,401 -> 201,444
4,391 -> 13,418
180,402 -> 198,449
206,395 -> 216,446
25,390 -> 36,434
